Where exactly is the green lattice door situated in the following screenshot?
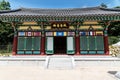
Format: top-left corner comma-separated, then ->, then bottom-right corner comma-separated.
17,37 -> 26,54
25,37 -> 32,54
88,36 -> 96,54
32,37 -> 41,54
80,36 -> 88,54
96,36 -> 104,54
80,36 -> 104,55
17,37 -> 41,55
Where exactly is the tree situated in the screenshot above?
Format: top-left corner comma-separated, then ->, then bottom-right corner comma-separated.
114,6 -> 120,8
108,6 -> 120,36
0,0 -> 11,10
100,3 -> 107,8
108,21 -> 120,36
0,0 -> 13,45
0,22 -> 14,45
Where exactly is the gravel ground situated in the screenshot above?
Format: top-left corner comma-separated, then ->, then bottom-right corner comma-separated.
0,65 -> 119,80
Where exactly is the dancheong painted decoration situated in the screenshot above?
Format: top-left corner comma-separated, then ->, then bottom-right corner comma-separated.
0,7 -> 120,55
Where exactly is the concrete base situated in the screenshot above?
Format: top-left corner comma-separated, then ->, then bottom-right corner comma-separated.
115,72 -> 120,79
0,55 -> 120,68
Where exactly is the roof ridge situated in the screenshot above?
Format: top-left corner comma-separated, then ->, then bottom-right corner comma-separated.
19,6 -> 100,10
1,6 -> 120,12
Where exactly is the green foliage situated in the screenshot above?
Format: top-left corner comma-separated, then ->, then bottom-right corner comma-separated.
0,0 -> 11,10
0,0 -> 13,45
100,3 -> 107,8
0,22 -> 14,45
108,21 -> 120,36
0,44 -> 12,55
108,36 -> 120,45
108,21 -> 120,45
114,6 -> 120,8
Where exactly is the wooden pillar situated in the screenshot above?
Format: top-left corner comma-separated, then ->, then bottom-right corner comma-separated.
12,33 -> 17,55
41,32 -> 45,55
75,30 -> 80,55
75,22 -> 81,55
75,35 -> 80,55
40,22 -> 45,55
104,30 -> 109,55
11,22 -> 17,55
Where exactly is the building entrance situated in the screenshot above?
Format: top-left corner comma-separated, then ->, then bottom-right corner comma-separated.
54,37 -> 66,54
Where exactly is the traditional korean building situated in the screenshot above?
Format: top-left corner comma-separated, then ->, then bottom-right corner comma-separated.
0,7 -> 120,55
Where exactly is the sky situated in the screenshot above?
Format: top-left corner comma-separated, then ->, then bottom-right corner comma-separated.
5,0 -> 120,9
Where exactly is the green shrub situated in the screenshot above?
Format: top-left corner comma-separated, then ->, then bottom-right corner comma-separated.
108,36 -> 120,45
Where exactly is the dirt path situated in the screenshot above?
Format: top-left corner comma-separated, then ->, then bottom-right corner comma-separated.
0,66 -> 119,80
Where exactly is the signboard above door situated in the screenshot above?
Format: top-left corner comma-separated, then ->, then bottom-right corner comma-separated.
51,22 -> 69,29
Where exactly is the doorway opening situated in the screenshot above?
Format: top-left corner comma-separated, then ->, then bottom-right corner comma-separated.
54,37 -> 67,54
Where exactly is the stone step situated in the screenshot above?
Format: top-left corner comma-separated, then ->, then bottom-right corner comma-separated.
46,56 -> 75,69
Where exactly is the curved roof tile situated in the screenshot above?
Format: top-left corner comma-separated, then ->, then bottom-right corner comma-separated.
0,7 -> 120,17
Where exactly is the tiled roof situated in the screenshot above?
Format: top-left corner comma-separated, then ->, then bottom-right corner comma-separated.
0,7 -> 120,17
